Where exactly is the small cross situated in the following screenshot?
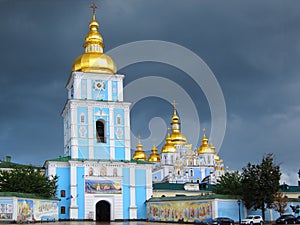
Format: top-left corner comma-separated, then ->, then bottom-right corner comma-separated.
172,100 -> 177,111
167,127 -> 171,134
90,1 -> 98,18
203,128 -> 206,136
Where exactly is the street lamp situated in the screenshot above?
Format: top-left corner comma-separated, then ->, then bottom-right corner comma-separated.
237,199 -> 242,225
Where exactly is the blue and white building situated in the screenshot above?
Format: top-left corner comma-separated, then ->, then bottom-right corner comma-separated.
44,8 -> 152,221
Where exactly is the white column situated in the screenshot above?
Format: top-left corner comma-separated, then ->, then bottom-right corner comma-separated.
87,78 -> 92,100
73,75 -> 81,99
118,78 -> 123,101
212,199 -> 217,218
124,107 -> 131,160
70,104 -> 78,159
108,80 -> 112,101
146,166 -> 153,199
109,107 -> 115,160
69,162 -> 78,219
88,106 -> 94,159
129,167 -> 137,219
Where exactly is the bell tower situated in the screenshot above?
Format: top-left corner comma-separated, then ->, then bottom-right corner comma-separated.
62,4 -> 131,161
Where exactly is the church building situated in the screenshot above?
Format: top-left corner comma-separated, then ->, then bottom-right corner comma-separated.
44,6 -> 152,221
132,104 -> 226,185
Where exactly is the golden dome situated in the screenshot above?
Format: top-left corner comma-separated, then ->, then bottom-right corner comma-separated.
214,153 -> 220,161
197,128 -> 215,154
170,101 -> 187,145
132,137 -> 146,161
161,133 -> 177,153
148,145 -> 161,162
72,7 -> 117,74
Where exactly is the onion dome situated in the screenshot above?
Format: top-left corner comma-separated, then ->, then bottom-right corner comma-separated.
169,101 -> 187,145
161,132 -> 177,153
72,4 -> 117,74
197,128 -> 215,154
148,144 -> 161,162
132,136 -> 146,161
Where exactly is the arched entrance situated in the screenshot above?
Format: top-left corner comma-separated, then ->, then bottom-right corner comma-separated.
96,200 -> 110,221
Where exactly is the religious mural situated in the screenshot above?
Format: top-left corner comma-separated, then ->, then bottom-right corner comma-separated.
17,199 -> 33,221
147,201 -> 212,223
0,199 -> 13,220
34,200 -> 58,221
85,179 -> 122,194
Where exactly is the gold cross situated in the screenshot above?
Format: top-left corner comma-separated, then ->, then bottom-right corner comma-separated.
90,1 -> 98,18
172,100 -> 177,111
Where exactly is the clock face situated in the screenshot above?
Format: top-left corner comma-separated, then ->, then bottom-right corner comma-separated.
94,81 -> 105,91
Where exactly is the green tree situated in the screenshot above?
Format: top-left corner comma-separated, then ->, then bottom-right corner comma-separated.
271,191 -> 288,215
0,165 -> 57,198
214,171 -> 242,195
241,153 -> 281,220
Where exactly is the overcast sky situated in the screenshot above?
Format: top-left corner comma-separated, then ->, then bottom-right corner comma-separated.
0,0 -> 299,185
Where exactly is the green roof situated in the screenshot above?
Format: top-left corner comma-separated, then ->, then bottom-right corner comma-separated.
153,182 -> 215,191
0,192 -> 59,201
45,156 -> 153,164
0,160 -> 41,169
153,183 -> 185,190
280,184 -> 300,193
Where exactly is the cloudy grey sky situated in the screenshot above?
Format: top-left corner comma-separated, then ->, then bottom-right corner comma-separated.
0,0 -> 299,185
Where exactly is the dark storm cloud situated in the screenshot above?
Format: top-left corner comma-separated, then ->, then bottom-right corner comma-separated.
0,0 -> 299,184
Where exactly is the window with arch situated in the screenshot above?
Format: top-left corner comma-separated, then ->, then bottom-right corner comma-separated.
80,113 -> 85,123
96,119 -> 106,143
113,168 -> 118,177
190,169 -> 194,177
116,114 -> 122,125
60,190 -> 66,197
60,206 -> 66,214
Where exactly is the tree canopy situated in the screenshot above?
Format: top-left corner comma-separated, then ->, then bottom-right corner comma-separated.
214,153 -> 281,220
213,170 -> 242,195
0,165 -> 57,198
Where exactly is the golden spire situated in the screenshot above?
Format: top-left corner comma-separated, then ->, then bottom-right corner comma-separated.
133,135 -> 147,161
169,101 -> 187,145
197,128 -> 215,154
72,3 -> 117,74
148,144 -> 161,162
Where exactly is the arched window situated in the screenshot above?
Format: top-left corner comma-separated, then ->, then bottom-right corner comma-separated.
80,113 -> 85,123
96,119 -> 106,142
190,169 -> 194,177
61,206 -> 66,214
113,168 -> 118,177
60,190 -> 66,197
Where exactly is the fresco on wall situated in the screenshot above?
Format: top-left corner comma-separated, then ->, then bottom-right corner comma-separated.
34,200 -> 58,221
147,201 -> 212,223
85,179 -> 122,194
0,199 -> 13,220
17,199 -> 34,221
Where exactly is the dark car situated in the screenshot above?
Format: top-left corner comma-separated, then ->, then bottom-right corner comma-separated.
275,215 -> 296,224
296,216 -> 300,224
211,217 -> 234,225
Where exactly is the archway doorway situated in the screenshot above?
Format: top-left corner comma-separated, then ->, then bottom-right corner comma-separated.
96,200 -> 110,221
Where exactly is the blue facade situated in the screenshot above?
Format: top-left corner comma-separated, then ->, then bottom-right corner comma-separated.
56,167 -> 70,219
76,167 -> 85,219
122,168 -> 131,218
135,169 -> 147,219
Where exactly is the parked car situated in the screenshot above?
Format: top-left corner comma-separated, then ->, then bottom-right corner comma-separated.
210,217 -> 234,225
275,214 -> 296,224
241,215 -> 264,225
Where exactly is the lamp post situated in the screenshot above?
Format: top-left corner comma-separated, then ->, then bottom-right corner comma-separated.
237,199 -> 241,225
